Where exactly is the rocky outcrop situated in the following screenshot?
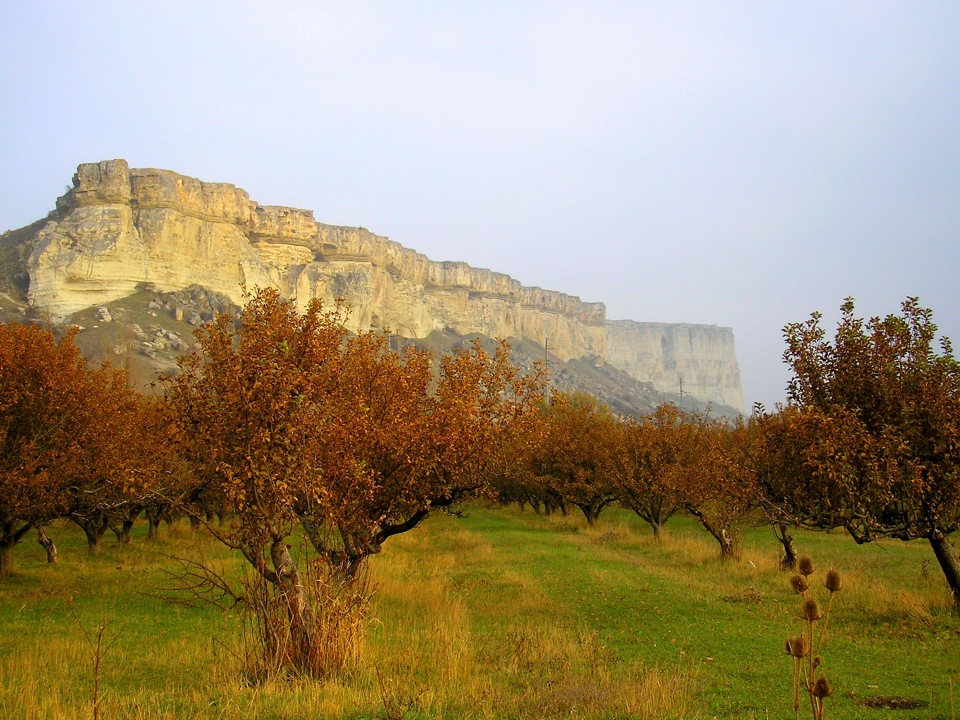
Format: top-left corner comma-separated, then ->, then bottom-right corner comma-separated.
303,224 -> 607,361
605,321 -> 743,411
32,160 -> 281,316
18,159 -> 743,412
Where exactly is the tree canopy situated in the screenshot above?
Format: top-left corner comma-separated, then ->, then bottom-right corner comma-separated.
759,298 -> 960,605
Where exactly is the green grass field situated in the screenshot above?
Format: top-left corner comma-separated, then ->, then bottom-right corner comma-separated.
1,506 -> 958,719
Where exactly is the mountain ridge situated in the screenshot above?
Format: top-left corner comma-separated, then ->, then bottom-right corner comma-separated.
2,159 -> 744,413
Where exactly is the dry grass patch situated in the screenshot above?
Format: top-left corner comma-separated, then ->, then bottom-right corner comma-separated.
477,622 -> 697,719
840,569 -> 954,628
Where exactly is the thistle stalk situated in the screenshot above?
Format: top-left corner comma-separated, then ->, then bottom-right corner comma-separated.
816,570 -> 843,654
785,559 -> 842,720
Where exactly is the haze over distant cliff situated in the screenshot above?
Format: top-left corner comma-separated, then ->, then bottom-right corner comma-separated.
10,160 -> 743,412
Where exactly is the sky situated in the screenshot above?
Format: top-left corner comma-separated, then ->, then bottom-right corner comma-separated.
2,2 -> 959,410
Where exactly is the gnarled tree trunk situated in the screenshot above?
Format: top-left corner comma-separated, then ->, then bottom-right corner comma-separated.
163,510 -> 182,530
37,526 -> 58,564
71,513 -> 111,553
929,531 -> 960,610
145,506 -> 163,539
111,519 -> 133,544
774,523 -> 798,571
576,498 -> 610,527
269,538 -> 315,670
688,508 -> 739,559
649,518 -> 664,541
643,506 -> 675,541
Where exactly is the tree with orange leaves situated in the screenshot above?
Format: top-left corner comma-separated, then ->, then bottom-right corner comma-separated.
682,416 -> 755,558
611,401 -> 754,556
759,298 -> 960,607
165,288 -> 350,671
531,392 -> 618,526
0,322 -> 158,572
60,365 -> 160,552
609,403 -> 699,540
0,321 -> 191,571
165,288 -> 546,672
0,323 -> 84,575
302,334 -> 546,575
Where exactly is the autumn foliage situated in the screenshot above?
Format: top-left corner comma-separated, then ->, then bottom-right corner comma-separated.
0,323 -> 161,574
756,298 -> 960,606
528,392 -> 618,525
5,286 -> 959,687
609,403 -> 701,539
163,288 -> 546,674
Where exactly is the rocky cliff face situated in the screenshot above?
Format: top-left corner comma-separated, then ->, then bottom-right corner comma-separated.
18,159 -> 743,412
606,321 -> 743,411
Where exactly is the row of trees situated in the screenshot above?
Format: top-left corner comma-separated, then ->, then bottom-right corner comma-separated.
1,291 -> 958,670
0,322 -> 188,574
500,298 -> 960,605
499,395 -> 749,559
0,289 -> 552,673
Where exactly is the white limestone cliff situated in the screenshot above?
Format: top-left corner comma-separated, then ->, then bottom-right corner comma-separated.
606,320 -> 743,411
23,160 -> 743,412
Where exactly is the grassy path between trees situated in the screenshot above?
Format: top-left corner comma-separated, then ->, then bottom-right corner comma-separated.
1,506 -> 958,718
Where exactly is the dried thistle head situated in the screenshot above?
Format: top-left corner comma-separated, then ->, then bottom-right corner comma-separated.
785,635 -> 807,658
798,556 -> 814,577
802,598 -> 823,622
790,575 -> 808,594
825,569 -> 843,593
812,676 -> 832,698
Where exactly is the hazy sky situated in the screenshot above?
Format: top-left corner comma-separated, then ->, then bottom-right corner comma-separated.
3,2 -> 959,409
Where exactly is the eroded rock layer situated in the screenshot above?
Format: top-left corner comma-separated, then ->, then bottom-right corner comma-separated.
606,321 -> 743,411
22,159 -> 743,412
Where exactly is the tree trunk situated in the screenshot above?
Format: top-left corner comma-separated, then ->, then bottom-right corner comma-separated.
163,510 -> 181,529
300,517 -> 324,554
300,519 -> 367,581
72,514 -> 110,553
145,507 -> 161,539
85,527 -> 103,553
110,518 -> 135,545
270,539 -> 315,671
929,531 -> 960,610
0,522 -> 32,576
0,541 -> 13,577
37,526 -> 58,564
644,507 -> 669,540
775,523 -> 798,571
716,529 -> 737,559
688,509 -> 739,559
328,550 -> 365,581
650,519 -> 663,541
577,499 -> 610,527
577,503 -> 598,526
